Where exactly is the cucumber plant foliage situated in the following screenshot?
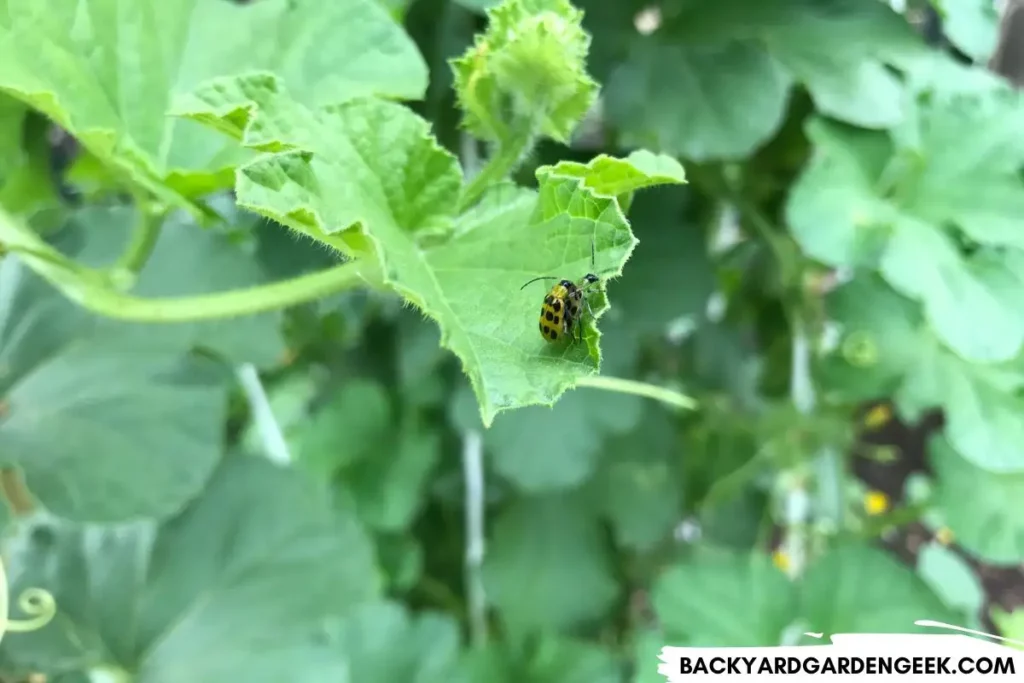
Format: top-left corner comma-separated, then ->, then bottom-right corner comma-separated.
0,0 -> 1021,681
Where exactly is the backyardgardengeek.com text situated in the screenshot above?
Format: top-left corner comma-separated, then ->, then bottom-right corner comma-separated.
676,655 -> 1016,676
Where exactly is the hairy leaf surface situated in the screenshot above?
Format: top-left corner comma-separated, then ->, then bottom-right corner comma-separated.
174,73 -> 684,423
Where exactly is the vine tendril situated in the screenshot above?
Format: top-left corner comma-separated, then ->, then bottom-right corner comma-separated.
5,588 -> 56,633
0,556 -> 56,645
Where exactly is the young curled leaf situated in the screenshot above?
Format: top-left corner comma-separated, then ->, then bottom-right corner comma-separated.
451,0 -> 598,144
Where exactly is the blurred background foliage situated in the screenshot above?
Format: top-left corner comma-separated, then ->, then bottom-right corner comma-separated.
0,0 -> 1023,681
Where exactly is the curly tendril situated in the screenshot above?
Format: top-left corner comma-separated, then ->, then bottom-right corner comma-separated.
0,556 -> 56,645
6,589 -> 56,633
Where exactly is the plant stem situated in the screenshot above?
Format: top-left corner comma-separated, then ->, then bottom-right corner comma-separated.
1,204 -> 369,323
0,469 -> 33,515
790,320 -> 815,413
115,197 -> 166,280
458,127 -> 534,212
460,131 -> 481,179
781,320 -> 814,579
461,429 -> 488,648
57,261 -> 363,322
576,375 -> 698,411
236,364 -> 291,465
694,164 -> 841,574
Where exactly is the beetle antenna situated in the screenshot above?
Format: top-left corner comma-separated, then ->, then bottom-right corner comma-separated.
520,276 -> 560,290
590,237 -> 596,270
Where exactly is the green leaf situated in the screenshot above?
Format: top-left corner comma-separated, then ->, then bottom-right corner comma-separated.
685,320 -> 765,407
821,275 -> 1024,473
463,636 -> 622,683
604,0 -> 925,160
817,275 -> 924,402
653,550 -> 795,645
606,186 -> 713,335
483,388 -> 642,493
0,456 -> 380,681
589,409 -> 682,551
323,602 -> 465,683
934,0 -> 1000,62
175,74 -> 684,424
633,629 -> 669,683
900,48 -> 1009,97
450,0 -> 598,144
916,538 -> 985,621
788,100 -> 1024,364
991,608 -> 1024,649
296,378 -> 440,532
0,0 -> 426,205
0,259 -> 226,522
396,311 -> 448,406
483,494 -> 618,633
544,151 -> 686,196
376,534 -> 423,592
297,379 -> 393,478
930,435 -> 1024,565
801,544 -> 955,636
653,544 -> 953,646
339,414 -> 442,532
607,41 -> 792,160
0,93 -> 24,178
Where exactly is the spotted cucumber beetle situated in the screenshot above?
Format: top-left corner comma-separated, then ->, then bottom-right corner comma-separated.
520,238 -> 607,344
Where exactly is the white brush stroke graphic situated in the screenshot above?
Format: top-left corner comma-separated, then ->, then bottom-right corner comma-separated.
659,621 -> 1024,682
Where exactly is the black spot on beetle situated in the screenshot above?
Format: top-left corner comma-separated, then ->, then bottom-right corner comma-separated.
548,328 -> 558,340
544,295 -> 553,305
552,300 -> 561,312
553,316 -> 560,325
545,311 -> 554,322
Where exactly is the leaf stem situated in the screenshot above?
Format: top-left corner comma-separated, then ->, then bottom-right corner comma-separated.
1,205 -> 369,323
461,429 -> 488,648
236,364 -> 292,465
575,375 -> 698,411
45,260 -> 363,322
114,194 -> 166,281
458,127 -> 534,212
460,131 -> 481,178
780,319 -> 815,579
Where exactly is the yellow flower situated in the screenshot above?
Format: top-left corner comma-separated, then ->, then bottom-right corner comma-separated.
863,490 -> 890,516
863,403 -> 892,430
772,548 -> 790,574
936,526 -> 955,546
